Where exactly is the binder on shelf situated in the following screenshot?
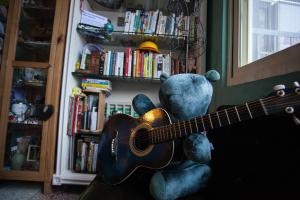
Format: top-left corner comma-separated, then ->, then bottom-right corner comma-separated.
80,10 -> 108,28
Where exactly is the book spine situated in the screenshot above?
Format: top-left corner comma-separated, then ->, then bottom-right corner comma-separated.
90,107 -> 97,131
99,52 -> 105,75
92,144 -> 98,173
128,49 -> 132,77
67,96 -> 74,135
124,11 -> 131,32
125,48 -> 130,77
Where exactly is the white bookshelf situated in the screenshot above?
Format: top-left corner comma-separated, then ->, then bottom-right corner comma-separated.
53,0 -> 160,185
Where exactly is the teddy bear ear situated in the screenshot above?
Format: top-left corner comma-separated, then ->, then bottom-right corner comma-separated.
205,70 -> 220,82
160,73 -> 170,83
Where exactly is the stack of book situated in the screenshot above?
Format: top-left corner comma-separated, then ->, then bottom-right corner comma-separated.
73,134 -> 100,173
67,92 -> 103,136
123,10 -> 193,37
81,78 -> 112,93
77,43 -> 188,79
102,49 -> 174,78
80,10 -> 108,28
78,43 -> 105,74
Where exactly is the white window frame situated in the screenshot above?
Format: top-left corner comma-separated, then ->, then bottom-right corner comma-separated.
227,0 -> 300,86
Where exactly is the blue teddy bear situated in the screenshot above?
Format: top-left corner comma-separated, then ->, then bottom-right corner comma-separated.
132,70 -> 220,200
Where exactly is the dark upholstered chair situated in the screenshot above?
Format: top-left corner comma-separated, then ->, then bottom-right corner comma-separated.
80,115 -> 300,200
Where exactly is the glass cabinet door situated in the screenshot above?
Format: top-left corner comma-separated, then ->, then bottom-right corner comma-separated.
3,66 -> 47,171
2,0 -> 56,172
15,0 -> 55,62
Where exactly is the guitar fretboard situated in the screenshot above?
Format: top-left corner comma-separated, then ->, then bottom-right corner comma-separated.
147,98 -> 268,144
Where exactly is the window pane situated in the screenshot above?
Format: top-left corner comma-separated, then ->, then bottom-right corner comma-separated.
242,0 -> 300,66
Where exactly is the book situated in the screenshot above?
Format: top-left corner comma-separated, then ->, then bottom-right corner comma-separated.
90,107 -> 97,131
156,54 -> 163,78
73,133 -> 101,173
80,10 -> 108,28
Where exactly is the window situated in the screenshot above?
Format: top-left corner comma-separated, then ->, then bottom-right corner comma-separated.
228,0 -> 300,85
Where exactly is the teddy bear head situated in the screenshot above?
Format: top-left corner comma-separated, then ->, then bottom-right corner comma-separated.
158,70 -> 220,121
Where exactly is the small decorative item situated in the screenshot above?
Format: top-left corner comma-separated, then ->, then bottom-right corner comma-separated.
11,136 -> 30,170
27,145 -> 40,161
137,41 -> 159,53
11,102 -> 31,122
11,150 -> 25,170
17,136 -> 30,154
24,68 -> 46,86
104,22 -> 114,34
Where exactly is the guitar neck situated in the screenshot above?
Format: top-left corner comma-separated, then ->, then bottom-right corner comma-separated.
148,98 -> 270,144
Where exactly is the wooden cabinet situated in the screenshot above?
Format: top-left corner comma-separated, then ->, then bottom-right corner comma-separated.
0,0 -> 70,193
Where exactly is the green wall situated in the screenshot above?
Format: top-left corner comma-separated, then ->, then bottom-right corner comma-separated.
206,0 -> 300,111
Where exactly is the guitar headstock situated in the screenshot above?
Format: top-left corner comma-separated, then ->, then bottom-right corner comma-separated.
264,82 -> 300,125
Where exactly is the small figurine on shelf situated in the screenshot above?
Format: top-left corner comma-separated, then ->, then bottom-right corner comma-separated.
11,136 -> 30,170
137,41 -> 160,53
104,22 -> 114,34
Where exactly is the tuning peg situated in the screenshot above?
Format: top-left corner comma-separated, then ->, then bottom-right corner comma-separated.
273,84 -> 285,91
273,84 -> 285,96
293,115 -> 300,125
293,81 -> 299,87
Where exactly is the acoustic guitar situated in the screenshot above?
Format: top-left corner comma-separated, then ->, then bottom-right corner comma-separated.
99,83 -> 300,185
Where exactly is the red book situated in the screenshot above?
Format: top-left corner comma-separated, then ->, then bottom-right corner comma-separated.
71,95 -> 79,135
125,48 -> 130,76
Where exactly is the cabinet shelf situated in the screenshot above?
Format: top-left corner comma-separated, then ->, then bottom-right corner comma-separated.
18,41 -> 51,48
23,4 -> 54,11
77,23 -> 191,50
8,120 -> 42,128
13,82 -> 46,88
72,71 -> 160,83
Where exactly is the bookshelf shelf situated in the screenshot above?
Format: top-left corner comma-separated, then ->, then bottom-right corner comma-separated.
77,129 -> 102,135
77,23 -> 192,50
72,71 -> 161,83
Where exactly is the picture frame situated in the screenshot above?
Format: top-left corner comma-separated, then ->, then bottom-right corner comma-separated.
26,145 -> 40,162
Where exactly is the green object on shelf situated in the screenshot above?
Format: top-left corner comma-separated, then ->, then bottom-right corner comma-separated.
11,150 -> 25,170
105,23 -> 114,34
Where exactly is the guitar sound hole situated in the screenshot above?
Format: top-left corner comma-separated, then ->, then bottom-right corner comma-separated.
134,129 -> 149,151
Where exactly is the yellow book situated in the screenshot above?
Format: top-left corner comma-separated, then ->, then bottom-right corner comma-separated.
144,52 -> 148,78
135,50 -> 140,77
149,52 -> 153,78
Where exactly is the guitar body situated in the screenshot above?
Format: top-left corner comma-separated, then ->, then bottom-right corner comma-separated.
99,108 -> 174,185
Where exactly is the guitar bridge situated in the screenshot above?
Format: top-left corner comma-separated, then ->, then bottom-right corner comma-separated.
111,130 -> 119,161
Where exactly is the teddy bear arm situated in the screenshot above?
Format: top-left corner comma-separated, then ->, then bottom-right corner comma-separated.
132,94 -> 156,115
183,133 -> 212,164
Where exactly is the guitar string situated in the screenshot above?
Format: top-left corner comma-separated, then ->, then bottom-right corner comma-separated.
118,94 -> 299,144
132,106 -> 300,146
122,94 -> 299,144
144,94 -> 296,133
133,95 -> 300,145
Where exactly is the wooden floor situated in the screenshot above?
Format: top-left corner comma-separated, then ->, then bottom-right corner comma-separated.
0,181 -> 86,200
